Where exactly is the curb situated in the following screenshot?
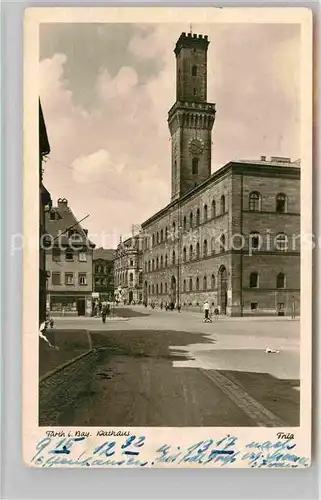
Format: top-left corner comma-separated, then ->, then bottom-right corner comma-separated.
39,329 -> 93,382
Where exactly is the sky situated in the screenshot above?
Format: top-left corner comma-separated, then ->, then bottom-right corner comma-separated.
40,22 -> 300,248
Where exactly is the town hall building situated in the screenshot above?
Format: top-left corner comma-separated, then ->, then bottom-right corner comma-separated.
141,31 -> 300,316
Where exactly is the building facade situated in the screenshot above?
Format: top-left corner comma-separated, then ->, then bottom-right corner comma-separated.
45,198 -> 95,316
93,248 -> 115,300
114,232 -> 143,304
141,32 -> 300,316
39,100 -> 52,324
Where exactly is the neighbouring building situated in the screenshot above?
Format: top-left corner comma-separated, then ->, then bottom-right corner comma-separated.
45,198 -> 95,316
39,100 -> 52,324
93,247 -> 115,300
141,31 -> 300,316
114,228 -> 143,304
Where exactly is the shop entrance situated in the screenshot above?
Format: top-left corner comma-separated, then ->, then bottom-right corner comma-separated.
77,298 -> 86,316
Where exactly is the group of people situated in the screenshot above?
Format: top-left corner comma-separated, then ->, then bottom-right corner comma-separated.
203,301 -> 219,323
92,300 -> 112,323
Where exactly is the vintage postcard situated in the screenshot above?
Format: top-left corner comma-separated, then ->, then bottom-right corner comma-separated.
23,7 -> 313,468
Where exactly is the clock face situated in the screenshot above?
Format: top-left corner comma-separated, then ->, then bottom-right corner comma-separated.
189,138 -> 204,156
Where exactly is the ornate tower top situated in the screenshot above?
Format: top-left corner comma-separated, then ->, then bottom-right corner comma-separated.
174,32 -> 210,103
174,32 -> 209,56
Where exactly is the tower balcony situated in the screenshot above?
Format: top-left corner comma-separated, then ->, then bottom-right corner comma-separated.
168,100 -> 216,120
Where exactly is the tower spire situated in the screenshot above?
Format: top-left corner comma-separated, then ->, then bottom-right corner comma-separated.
189,23 -> 193,35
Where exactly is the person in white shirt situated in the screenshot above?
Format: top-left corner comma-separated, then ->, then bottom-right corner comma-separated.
203,301 -> 212,322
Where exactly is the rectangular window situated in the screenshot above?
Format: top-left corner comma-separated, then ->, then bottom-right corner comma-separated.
250,302 -> 258,310
52,272 -> 61,285
78,252 -> 87,262
79,273 -> 87,285
65,273 -> 74,285
52,248 -> 61,262
65,250 -> 74,262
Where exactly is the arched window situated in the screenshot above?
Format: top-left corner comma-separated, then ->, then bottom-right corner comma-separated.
249,272 -> 259,288
211,199 -> 216,218
160,255 -> 163,268
211,274 -> 215,289
196,277 -> 200,291
156,257 -> 159,269
183,280 -> 186,292
148,284 -> 151,295
152,234 -> 155,246
192,65 -> 197,76
144,262 -> 147,273
204,204 -> 208,221
156,284 -> 159,295
148,260 -> 151,272
160,229 -> 164,242
165,283 -> 168,294
156,232 -> 159,244
189,244 -> 193,260
250,232 -> 261,250
165,227 -> 168,240
277,273 -> 285,289
189,278 -> 193,291
276,193 -> 287,213
220,195 -> 226,214
275,233 -> 288,251
249,191 -> 261,211
192,158 -> 199,175
152,259 -> 155,271
183,216 -> 187,230
196,242 -> 200,259
129,272 -> 133,282
160,283 -> 163,294
172,250 -> 176,265
203,275 -> 207,290
172,221 -> 176,237
165,254 -> 168,267
196,208 -> 200,225
152,284 -> 155,294
211,237 -> 215,255
183,247 -> 187,262
220,234 -> 226,252
203,239 -> 208,257
190,212 -> 193,228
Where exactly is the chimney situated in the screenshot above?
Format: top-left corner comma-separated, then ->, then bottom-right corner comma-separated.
57,198 -> 68,208
260,156 -> 266,161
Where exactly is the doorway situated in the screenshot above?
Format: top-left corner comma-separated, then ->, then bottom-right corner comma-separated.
77,298 -> 86,316
218,266 -> 228,315
171,275 -> 177,305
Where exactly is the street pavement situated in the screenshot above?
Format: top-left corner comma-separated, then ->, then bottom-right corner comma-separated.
45,307 -> 300,427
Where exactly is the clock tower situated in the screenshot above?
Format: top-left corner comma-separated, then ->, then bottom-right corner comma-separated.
168,32 -> 216,200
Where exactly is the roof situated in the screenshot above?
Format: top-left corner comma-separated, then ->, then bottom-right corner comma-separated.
93,248 -> 115,261
46,199 -> 95,248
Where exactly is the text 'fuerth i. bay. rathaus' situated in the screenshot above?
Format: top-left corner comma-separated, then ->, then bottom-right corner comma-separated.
141,31 -> 300,317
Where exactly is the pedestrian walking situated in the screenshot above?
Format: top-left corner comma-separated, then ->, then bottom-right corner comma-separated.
214,308 -> 219,320
203,301 -> 212,323
101,300 -> 107,323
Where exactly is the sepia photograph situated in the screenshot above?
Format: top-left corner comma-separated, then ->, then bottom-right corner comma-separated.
38,21 -> 302,428
22,7 -> 312,468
